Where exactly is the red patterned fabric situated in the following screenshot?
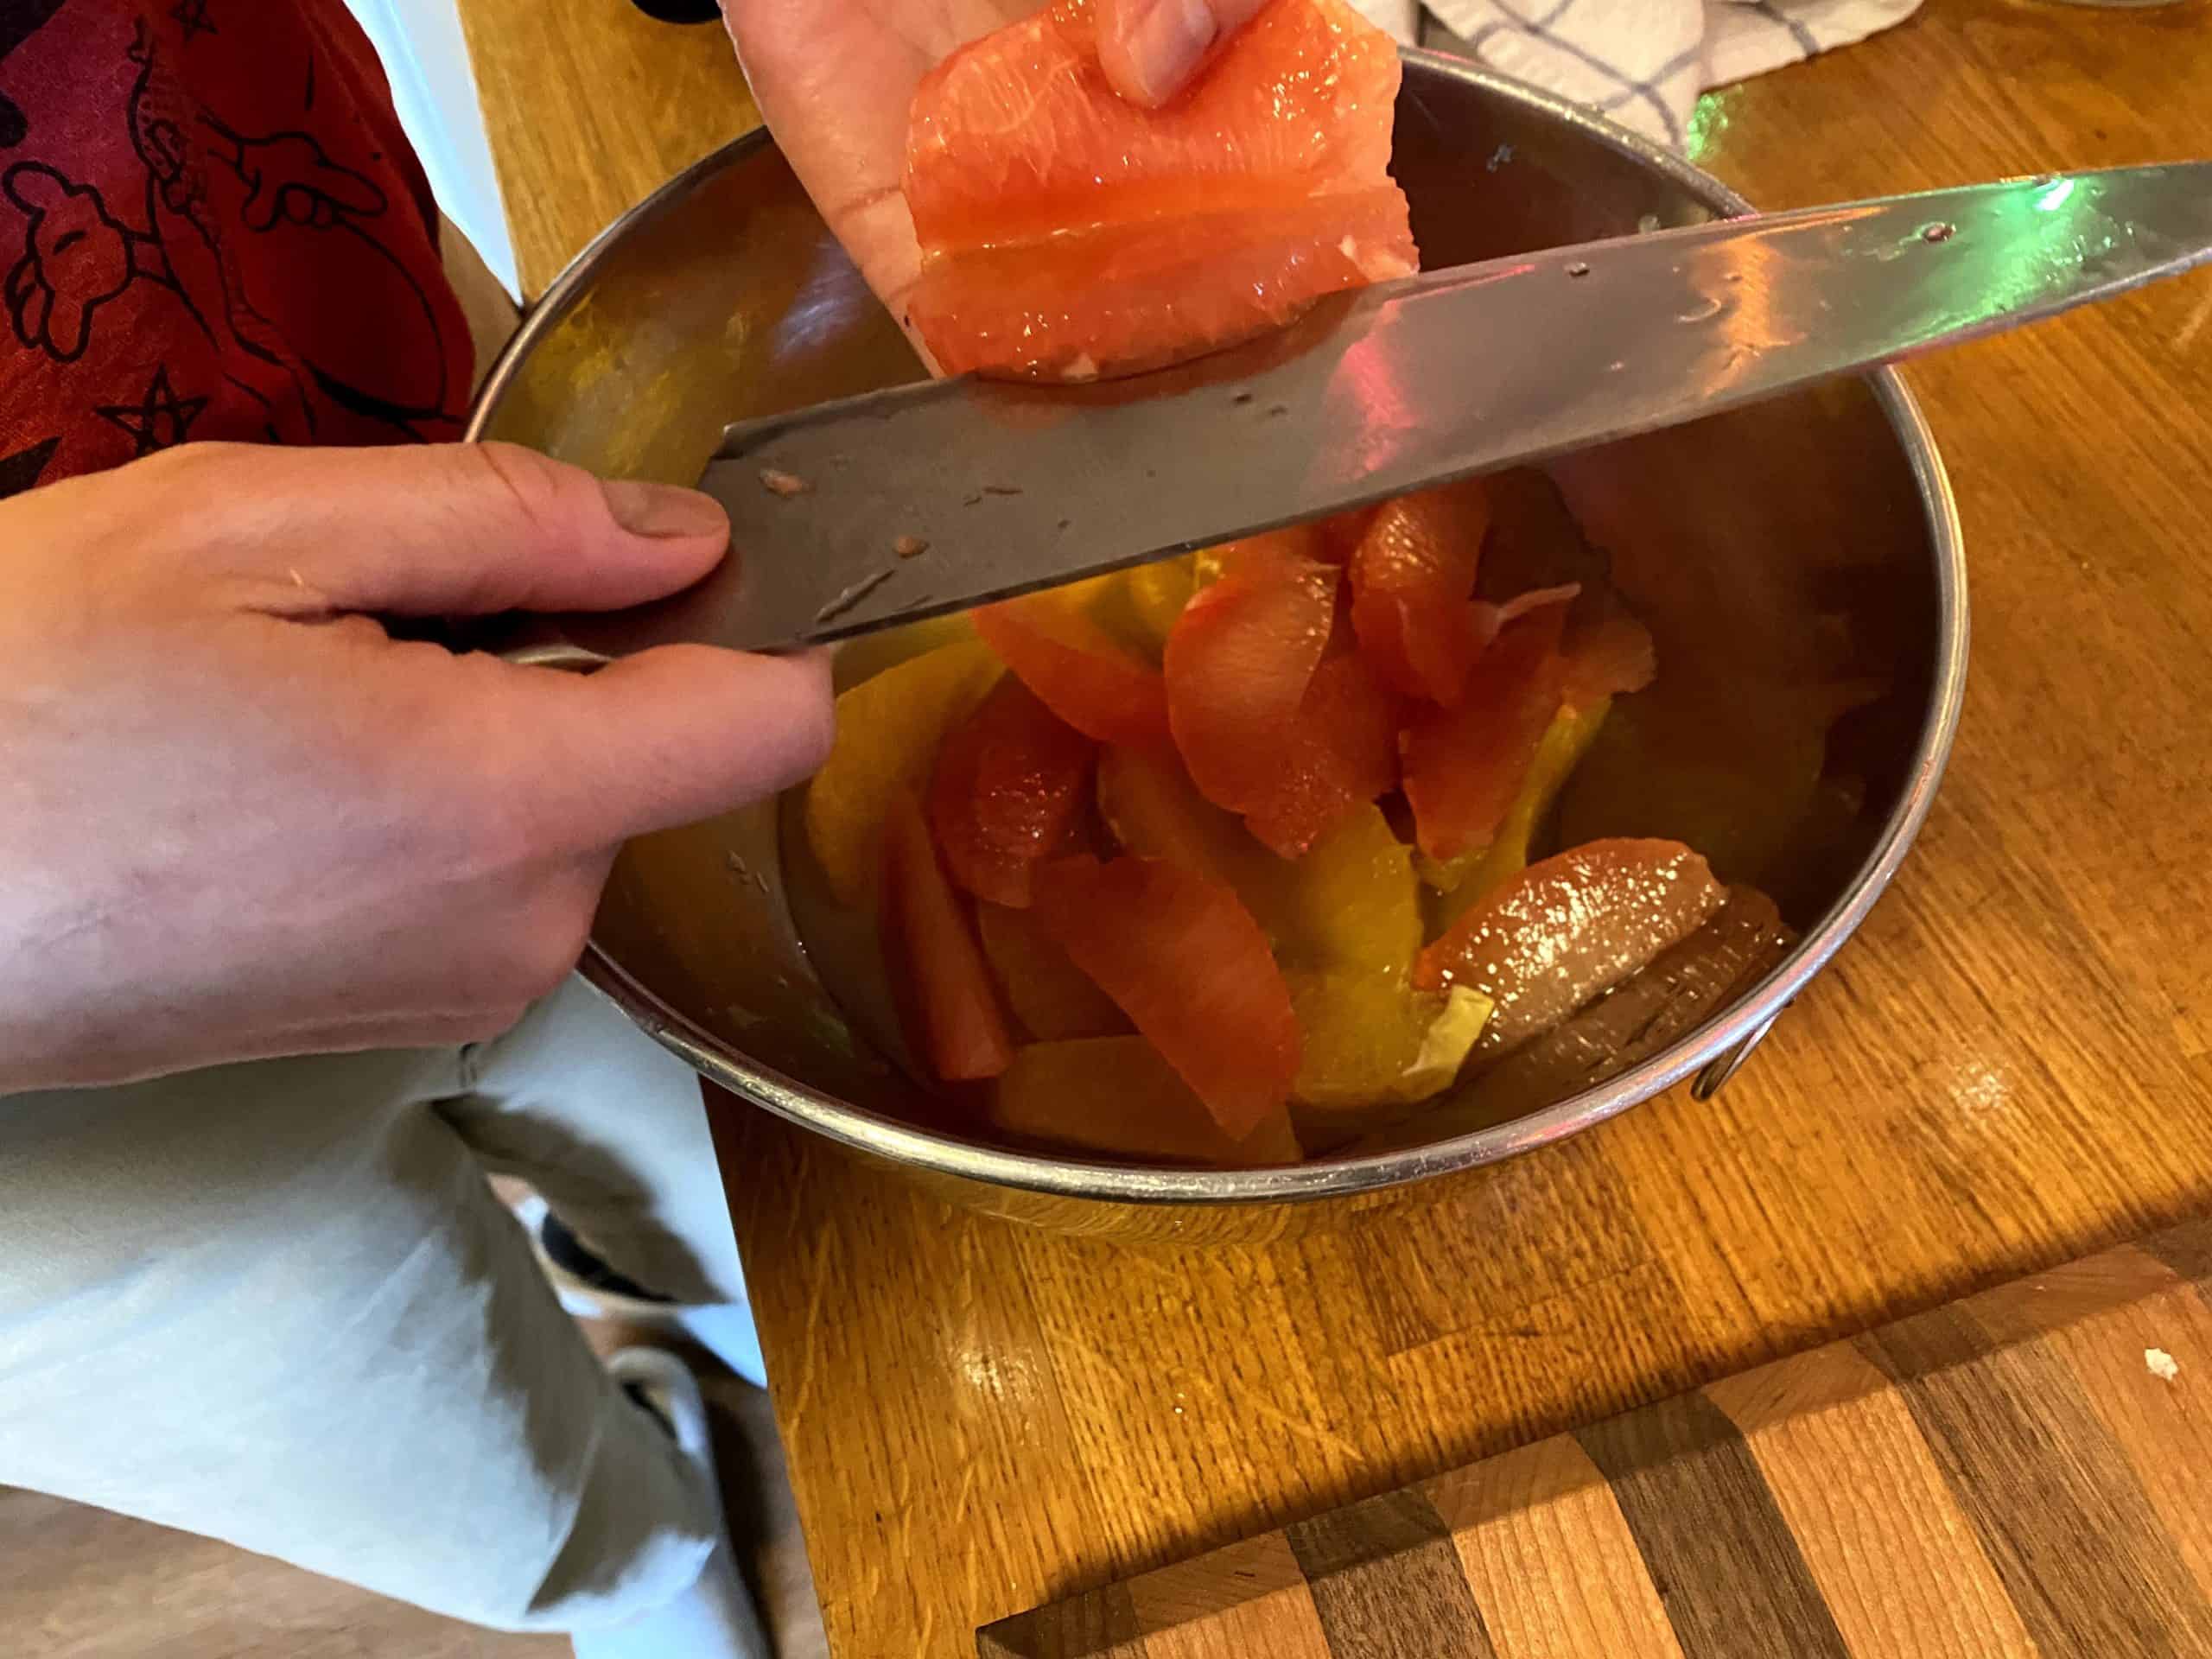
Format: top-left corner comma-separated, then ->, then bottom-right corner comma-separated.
0,0 -> 471,498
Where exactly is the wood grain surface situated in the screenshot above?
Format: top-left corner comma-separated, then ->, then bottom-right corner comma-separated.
454,0 -> 2212,1652
980,1219 -> 2212,1656
454,2 -> 755,298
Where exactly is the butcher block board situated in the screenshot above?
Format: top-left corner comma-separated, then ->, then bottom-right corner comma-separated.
981,1218 -> 2212,1658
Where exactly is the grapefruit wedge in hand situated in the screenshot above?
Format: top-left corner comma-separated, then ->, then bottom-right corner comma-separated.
904,0 -> 1416,379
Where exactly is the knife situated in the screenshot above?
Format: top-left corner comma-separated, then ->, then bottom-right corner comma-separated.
515,162 -> 2212,663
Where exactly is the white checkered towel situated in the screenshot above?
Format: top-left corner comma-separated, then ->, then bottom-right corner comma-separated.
1352,0 -> 1922,150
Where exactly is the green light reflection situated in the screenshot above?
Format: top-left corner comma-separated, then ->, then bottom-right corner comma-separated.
1684,91 -> 1732,167
1907,174 -> 2118,340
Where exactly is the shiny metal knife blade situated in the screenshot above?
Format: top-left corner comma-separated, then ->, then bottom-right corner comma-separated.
543,162 -> 2212,658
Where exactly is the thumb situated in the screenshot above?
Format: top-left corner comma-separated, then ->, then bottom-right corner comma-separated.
1096,0 -> 1270,108
174,441 -> 733,618
479,643 -> 836,846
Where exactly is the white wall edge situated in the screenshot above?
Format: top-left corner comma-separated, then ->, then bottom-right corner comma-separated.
343,0 -> 522,299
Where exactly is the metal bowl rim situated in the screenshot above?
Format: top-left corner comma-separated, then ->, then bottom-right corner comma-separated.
468,49 -> 1969,1207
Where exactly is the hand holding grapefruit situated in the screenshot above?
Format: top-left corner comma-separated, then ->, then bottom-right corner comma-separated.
724,0 -> 1292,365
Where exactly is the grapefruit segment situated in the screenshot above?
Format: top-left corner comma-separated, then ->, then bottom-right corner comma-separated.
1164,546 -> 1338,840
1560,601 -> 1659,711
1317,505 -> 1380,563
927,677 -> 1096,907
806,640 -> 1001,908
1400,592 -> 1574,863
880,791 -> 1015,1082
1121,557 -> 1198,652
1244,645 -> 1403,856
1096,741 -> 1270,900
1031,854 -> 1300,1136
974,590 -> 1171,746
1288,973 -> 1492,1147
905,0 -> 1416,380
1269,803 -> 1421,977
1430,697 -> 1614,906
1349,477 -> 1493,705
1412,837 -> 1726,1058
976,901 -> 1130,1039
1209,522 -> 1331,577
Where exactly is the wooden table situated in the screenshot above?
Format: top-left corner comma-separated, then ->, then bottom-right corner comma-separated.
459,1 -> 2212,1651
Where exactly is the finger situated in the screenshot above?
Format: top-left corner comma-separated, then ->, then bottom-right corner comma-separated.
480,644 -> 836,846
173,441 -> 733,617
1096,0 -> 1271,108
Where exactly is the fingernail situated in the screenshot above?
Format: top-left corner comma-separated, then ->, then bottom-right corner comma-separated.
1124,0 -> 1217,105
602,479 -> 730,540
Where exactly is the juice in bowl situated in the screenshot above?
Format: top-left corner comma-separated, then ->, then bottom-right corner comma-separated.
469,5 -> 1961,1233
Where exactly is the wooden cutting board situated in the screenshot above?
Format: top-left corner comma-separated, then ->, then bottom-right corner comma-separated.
980,1218 -> 2212,1657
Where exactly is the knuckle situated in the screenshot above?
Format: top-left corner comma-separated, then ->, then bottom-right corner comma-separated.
795,675 -> 838,769
130,441 -> 245,489
111,444 -> 245,544
461,442 -> 588,543
101,443 -> 331,580
768,696 -> 838,798
753,652 -> 838,788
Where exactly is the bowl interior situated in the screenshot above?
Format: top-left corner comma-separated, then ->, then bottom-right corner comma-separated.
473,57 -> 1948,1194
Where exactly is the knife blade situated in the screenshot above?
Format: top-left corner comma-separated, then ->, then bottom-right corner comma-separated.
531,162 -> 2212,660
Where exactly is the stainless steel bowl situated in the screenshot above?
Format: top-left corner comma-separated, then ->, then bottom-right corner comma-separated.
468,52 -> 1966,1234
